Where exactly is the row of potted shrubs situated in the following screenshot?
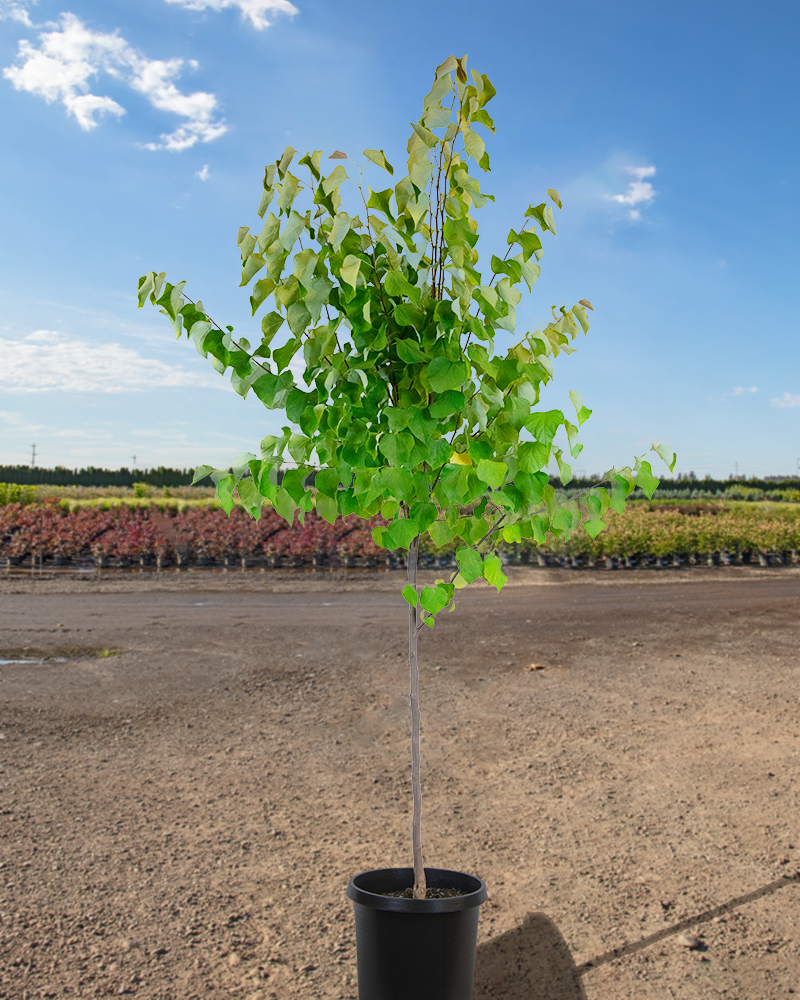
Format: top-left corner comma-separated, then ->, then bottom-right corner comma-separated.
2,501 -> 800,569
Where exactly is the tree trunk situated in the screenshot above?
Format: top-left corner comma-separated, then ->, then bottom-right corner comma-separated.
407,532 -> 426,899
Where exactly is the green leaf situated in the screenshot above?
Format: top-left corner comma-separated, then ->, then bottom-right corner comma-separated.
476,458 -> 506,490
298,149 -> 322,181
429,390 -> 465,418
215,473 -> 236,515
636,460 -> 659,499
273,336 -> 302,372
525,409 -> 564,446
547,188 -> 562,209
395,339 -> 430,364
426,438 -> 453,468
372,525 -> 390,548
192,464 -> 215,485
517,256 -> 541,291
428,519 -> 457,547
455,546 -> 483,584
584,517 -> 605,539
555,449 -> 572,485
419,584 -> 450,615
261,310 -> 284,344
237,477 -> 263,518
525,202 -> 557,236
252,369 -> 294,408
340,254 -> 362,288
393,303 -> 425,328
468,344 -> 498,378
427,358 -> 470,392
569,389 -> 592,426
402,584 -> 419,608
363,149 -> 394,174
314,492 -> 338,524
366,188 -> 395,221
411,122 -> 437,148
250,277 -> 276,315
463,128 -> 485,162
482,553 -> 507,591
409,501 -> 437,534
384,270 -> 421,304
321,163 -> 347,195
387,518 -> 420,550
507,229 -> 542,261
517,441 -> 550,474
651,440 -> 677,472
240,253 -> 266,287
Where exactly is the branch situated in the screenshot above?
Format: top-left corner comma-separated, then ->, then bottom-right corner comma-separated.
182,294 -> 271,374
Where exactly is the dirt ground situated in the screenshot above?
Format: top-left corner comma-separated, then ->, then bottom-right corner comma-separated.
1,564 -> 799,1000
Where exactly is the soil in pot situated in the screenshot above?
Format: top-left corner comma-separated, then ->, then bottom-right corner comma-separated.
381,886 -> 465,898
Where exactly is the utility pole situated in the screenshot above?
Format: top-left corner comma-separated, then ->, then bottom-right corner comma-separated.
735,461 -> 738,478
132,454 -> 137,467
30,444 -> 36,467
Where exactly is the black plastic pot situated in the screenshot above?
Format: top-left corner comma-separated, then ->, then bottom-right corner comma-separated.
346,867 -> 487,1000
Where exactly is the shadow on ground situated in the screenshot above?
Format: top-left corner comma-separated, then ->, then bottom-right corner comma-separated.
473,912 -> 587,999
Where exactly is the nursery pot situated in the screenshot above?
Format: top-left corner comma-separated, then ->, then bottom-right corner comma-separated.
346,867 -> 487,1000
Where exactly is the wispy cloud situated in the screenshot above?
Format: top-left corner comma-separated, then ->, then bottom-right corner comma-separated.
164,0 -> 298,31
0,0 -> 36,25
772,392 -> 800,409
733,386 -> 758,396
2,12 -> 227,150
607,165 -> 657,221
196,163 -> 210,180
0,330 -> 224,392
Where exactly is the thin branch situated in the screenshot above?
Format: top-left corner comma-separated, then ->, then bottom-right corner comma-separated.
182,294 -> 271,374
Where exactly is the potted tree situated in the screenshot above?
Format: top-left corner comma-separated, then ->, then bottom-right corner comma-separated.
138,54 -> 674,1000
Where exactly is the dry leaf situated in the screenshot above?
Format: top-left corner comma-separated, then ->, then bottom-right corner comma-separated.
329,150 -> 348,159
526,663 -> 546,671
578,299 -> 594,310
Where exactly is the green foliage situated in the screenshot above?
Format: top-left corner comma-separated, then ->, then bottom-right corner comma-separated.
138,54 -> 675,624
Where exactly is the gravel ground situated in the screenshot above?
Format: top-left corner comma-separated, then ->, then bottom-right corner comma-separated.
1,565 -> 799,999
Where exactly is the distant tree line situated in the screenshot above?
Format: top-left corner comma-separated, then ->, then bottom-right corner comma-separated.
562,475 -> 800,494
1,465 -> 798,496
0,465 -> 211,487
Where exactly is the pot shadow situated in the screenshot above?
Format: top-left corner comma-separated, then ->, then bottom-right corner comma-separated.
471,870 -> 800,997
472,912 -> 586,1000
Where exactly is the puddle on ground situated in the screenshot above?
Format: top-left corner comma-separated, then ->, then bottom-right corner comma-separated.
0,658 -> 69,665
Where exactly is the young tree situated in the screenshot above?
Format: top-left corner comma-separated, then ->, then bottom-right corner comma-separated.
138,54 -> 675,899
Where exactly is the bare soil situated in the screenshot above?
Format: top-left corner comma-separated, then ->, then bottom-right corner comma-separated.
1,565 -> 799,999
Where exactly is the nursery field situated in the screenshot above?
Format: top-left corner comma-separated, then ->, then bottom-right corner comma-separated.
0,571 -> 798,1000
2,497 -> 800,571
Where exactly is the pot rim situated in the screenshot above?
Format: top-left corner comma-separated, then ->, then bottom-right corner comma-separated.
347,867 -> 487,913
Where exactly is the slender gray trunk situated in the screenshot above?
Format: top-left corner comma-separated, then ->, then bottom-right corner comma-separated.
407,531 -> 426,899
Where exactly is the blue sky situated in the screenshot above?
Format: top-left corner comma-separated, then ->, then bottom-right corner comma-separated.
1,0 -> 798,479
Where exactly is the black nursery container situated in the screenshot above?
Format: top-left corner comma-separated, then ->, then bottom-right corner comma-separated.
346,867 -> 487,1000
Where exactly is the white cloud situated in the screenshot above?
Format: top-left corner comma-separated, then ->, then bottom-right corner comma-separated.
772,392 -> 800,409
733,386 -> 758,395
2,13 -> 227,149
196,163 -> 210,180
164,0 -> 298,31
607,165 -> 657,220
0,330 -> 225,392
0,0 -> 36,25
